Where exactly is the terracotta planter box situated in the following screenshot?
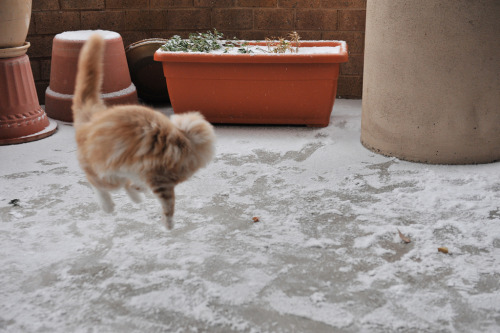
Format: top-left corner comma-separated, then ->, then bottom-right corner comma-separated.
154,41 -> 348,127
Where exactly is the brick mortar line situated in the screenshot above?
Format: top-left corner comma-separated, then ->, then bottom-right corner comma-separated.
27,34 -> 365,45
32,7 -> 366,11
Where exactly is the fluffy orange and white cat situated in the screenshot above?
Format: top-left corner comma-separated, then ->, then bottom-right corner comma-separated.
72,34 -> 215,229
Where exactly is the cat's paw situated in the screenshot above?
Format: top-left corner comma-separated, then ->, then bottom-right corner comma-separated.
161,215 -> 174,230
100,199 -> 115,213
95,190 -> 115,213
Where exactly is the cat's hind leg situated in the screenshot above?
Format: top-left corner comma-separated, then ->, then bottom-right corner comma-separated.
157,186 -> 175,230
148,179 -> 176,230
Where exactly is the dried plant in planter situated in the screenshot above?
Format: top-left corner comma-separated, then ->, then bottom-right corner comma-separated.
266,31 -> 301,54
289,31 -> 301,53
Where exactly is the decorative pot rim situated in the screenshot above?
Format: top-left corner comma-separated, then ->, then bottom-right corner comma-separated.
126,38 -> 169,52
154,40 -> 348,64
0,118 -> 57,146
0,41 -> 30,58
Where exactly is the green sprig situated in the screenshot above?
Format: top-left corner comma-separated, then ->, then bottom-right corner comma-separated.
161,29 -> 224,53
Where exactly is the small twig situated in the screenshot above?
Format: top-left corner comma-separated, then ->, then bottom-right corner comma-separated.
397,228 -> 411,243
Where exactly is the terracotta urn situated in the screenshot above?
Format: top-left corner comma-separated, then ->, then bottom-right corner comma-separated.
154,40 -> 348,127
0,0 -> 57,145
361,0 -> 500,164
0,55 -> 56,145
0,0 -> 32,48
45,30 -> 138,122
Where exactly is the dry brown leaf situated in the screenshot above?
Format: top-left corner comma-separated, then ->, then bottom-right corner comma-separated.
252,217 -> 260,223
438,247 -> 449,254
397,228 -> 411,243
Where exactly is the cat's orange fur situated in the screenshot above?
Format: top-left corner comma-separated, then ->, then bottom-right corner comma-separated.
72,34 -> 215,229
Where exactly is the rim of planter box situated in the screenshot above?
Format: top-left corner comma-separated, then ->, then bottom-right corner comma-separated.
154,40 -> 348,64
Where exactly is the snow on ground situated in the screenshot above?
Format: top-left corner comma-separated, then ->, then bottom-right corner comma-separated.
0,100 -> 499,332
157,45 -> 341,55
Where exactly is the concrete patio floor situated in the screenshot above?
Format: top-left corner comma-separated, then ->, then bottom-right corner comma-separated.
1,99 -> 499,332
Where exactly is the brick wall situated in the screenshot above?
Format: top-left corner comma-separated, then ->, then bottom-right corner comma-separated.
29,0 -> 366,103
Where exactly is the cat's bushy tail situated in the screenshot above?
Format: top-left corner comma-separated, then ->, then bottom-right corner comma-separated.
72,34 -> 106,128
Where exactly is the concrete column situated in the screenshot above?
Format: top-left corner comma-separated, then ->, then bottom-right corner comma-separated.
361,0 -> 500,164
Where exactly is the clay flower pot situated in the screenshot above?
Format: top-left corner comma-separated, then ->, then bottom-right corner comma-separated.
154,40 -> 348,127
0,0 -> 32,48
0,0 -> 31,58
0,55 -> 57,145
45,30 -> 138,122
126,38 -> 169,103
